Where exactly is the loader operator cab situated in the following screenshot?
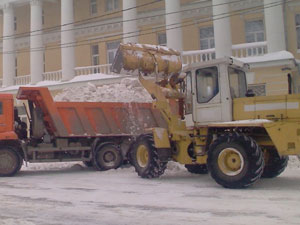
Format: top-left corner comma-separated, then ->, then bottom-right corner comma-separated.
183,57 -> 249,125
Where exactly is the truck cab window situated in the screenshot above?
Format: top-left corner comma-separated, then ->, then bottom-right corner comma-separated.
185,72 -> 192,114
196,67 -> 219,103
0,102 -> 3,115
228,67 -> 247,98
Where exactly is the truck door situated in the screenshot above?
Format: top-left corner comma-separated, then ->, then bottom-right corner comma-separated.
192,64 -> 232,124
0,98 -> 14,133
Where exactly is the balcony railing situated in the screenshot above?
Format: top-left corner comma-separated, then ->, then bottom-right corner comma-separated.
182,48 -> 216,64
232,41 -> 267,58
14,75 -> 31,86
4,42 -> 268,88
182,41 -> 267,64
42,70 -> 62,82
75,64 -> 112,76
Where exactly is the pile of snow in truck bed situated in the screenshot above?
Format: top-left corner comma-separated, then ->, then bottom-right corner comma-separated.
54,78 -> 153,103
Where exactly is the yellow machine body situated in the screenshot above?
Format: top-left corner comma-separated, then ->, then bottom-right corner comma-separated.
112,43 -> 300,166
234,94 -> 300,155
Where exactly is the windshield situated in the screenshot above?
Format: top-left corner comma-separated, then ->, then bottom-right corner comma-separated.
196,66 -> 219,103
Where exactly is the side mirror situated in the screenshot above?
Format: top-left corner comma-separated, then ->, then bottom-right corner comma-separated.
245,89 -> 255,97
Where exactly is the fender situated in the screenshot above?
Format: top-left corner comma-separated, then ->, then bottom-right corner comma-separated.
151,128 -> 171,149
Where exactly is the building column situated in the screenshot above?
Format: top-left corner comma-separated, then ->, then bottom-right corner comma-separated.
61,0 -> 75,81
30,0 -> 44,84
123,0 -> 138,44
264,0 -> 286,52
212,0 -> 232,58
2,3 -> 15,87
165,0 -> 182,51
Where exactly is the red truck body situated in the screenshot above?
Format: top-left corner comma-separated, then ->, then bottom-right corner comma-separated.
16,87 -> 166,137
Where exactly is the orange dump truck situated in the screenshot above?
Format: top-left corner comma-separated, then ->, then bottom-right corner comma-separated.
0,87 -> 166,176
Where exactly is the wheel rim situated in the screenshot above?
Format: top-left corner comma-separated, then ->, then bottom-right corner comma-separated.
103,151 -> 116,163
136,145 -> 149,168
98,148 -> 118,167
0,150 -> 17,174
218,148 -> 244,176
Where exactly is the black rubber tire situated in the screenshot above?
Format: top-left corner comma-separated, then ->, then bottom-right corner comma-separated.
207,133 -> 264,189
93,143 -> 123,171
185,164 -> 208,174
83,161 -> 94,168
131,135 -> 167,178
262,148 -> 288,178
0,147 -> 22,177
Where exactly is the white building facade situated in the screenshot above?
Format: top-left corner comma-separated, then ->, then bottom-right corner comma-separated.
0,0 -> 299,94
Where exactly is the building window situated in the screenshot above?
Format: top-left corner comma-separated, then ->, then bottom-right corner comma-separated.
245,20 -> 265,55
42,10 -> 45,25
106,0 -> 119,11
14,17 -> 17,31
91,45 -> 99,66
90,0 -> 98,16
296,14 -> 300,49
199,26 -> 215,50
157,33 -> 167,46
106,41 -> 120,64
15,57 -> 18,77
245,20 -> 265,43
91,45 -> 99,73
199,26 -> 215,60
43,52 -> 46,72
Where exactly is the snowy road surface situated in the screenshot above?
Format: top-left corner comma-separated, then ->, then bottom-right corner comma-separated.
0,162 -> 300,225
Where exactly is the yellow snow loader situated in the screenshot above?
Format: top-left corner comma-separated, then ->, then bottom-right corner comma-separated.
112,43 -> 299,188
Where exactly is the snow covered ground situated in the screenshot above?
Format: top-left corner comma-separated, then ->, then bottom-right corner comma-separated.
1,80 -> 300,225
1,159 -> 300,225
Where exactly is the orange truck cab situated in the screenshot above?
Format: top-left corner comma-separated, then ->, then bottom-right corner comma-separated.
0,94 -> 18,140
0,87 -> 164,177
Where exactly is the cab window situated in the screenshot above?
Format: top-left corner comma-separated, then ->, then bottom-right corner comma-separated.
185,72 -> 192,114
228,67 -> 247,98
0,102 -> 3,115
196,67 -> 219,103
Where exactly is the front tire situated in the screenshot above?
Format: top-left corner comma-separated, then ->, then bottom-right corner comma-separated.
262,148 -> 288,178
185,164 -> 208,174
0,147 -> 22,177
131,135 -> 167,178
207,133 -> 264,188
93,143 -> 123,171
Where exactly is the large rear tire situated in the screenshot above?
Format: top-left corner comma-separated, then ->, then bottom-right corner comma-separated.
0,147 -> 22,177
207,133 -> 264,188
262,148 -> 288,178
185,164 -> 208,174
93,143 -> 123,171
131,135 -> 167,178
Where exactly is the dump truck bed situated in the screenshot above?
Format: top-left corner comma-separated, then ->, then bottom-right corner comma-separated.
17,87 -> 166,137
